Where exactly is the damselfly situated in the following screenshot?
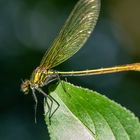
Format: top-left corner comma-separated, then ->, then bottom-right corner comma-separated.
21,0 -> 140,122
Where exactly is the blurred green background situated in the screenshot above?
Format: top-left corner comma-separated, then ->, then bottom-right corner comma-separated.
0,0 -> 140,139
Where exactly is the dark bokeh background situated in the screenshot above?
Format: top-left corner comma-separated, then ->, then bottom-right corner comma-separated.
0,0 -> 140,139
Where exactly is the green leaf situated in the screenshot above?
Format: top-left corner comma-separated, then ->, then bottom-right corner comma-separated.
44,81 -> 140,140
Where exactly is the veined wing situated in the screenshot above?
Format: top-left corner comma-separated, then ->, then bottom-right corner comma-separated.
40,0 -> 100,69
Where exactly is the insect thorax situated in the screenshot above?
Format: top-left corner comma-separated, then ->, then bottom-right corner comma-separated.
30,67 -> 57,87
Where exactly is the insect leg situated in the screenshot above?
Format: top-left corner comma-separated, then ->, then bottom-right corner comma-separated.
37,88 -> 60,124
32,89 -> 38,123
48,94 -> 60,120
56,74 -> 71,97
44,97 -> 51,116
43,77 -> 58,86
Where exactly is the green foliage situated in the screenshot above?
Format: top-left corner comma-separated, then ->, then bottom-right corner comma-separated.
44,81 -> 140,140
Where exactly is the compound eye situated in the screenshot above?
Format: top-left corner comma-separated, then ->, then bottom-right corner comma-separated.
21,80 -> 30,94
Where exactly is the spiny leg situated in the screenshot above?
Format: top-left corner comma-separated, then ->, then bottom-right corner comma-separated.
48,94 -> 60,120
43,77 -> 59,117
37,88 -> 60,124
42,90 -> 59,124
37,88 -> 52,124
43,77 -> 59,87
47,72 -> 69,95
44,97 -> 51,116
57,75 -> 71,97
55,74 -> 70,96
32,89 -> 38,123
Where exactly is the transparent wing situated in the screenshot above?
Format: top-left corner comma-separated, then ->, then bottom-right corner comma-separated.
40,0 -> 100,69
